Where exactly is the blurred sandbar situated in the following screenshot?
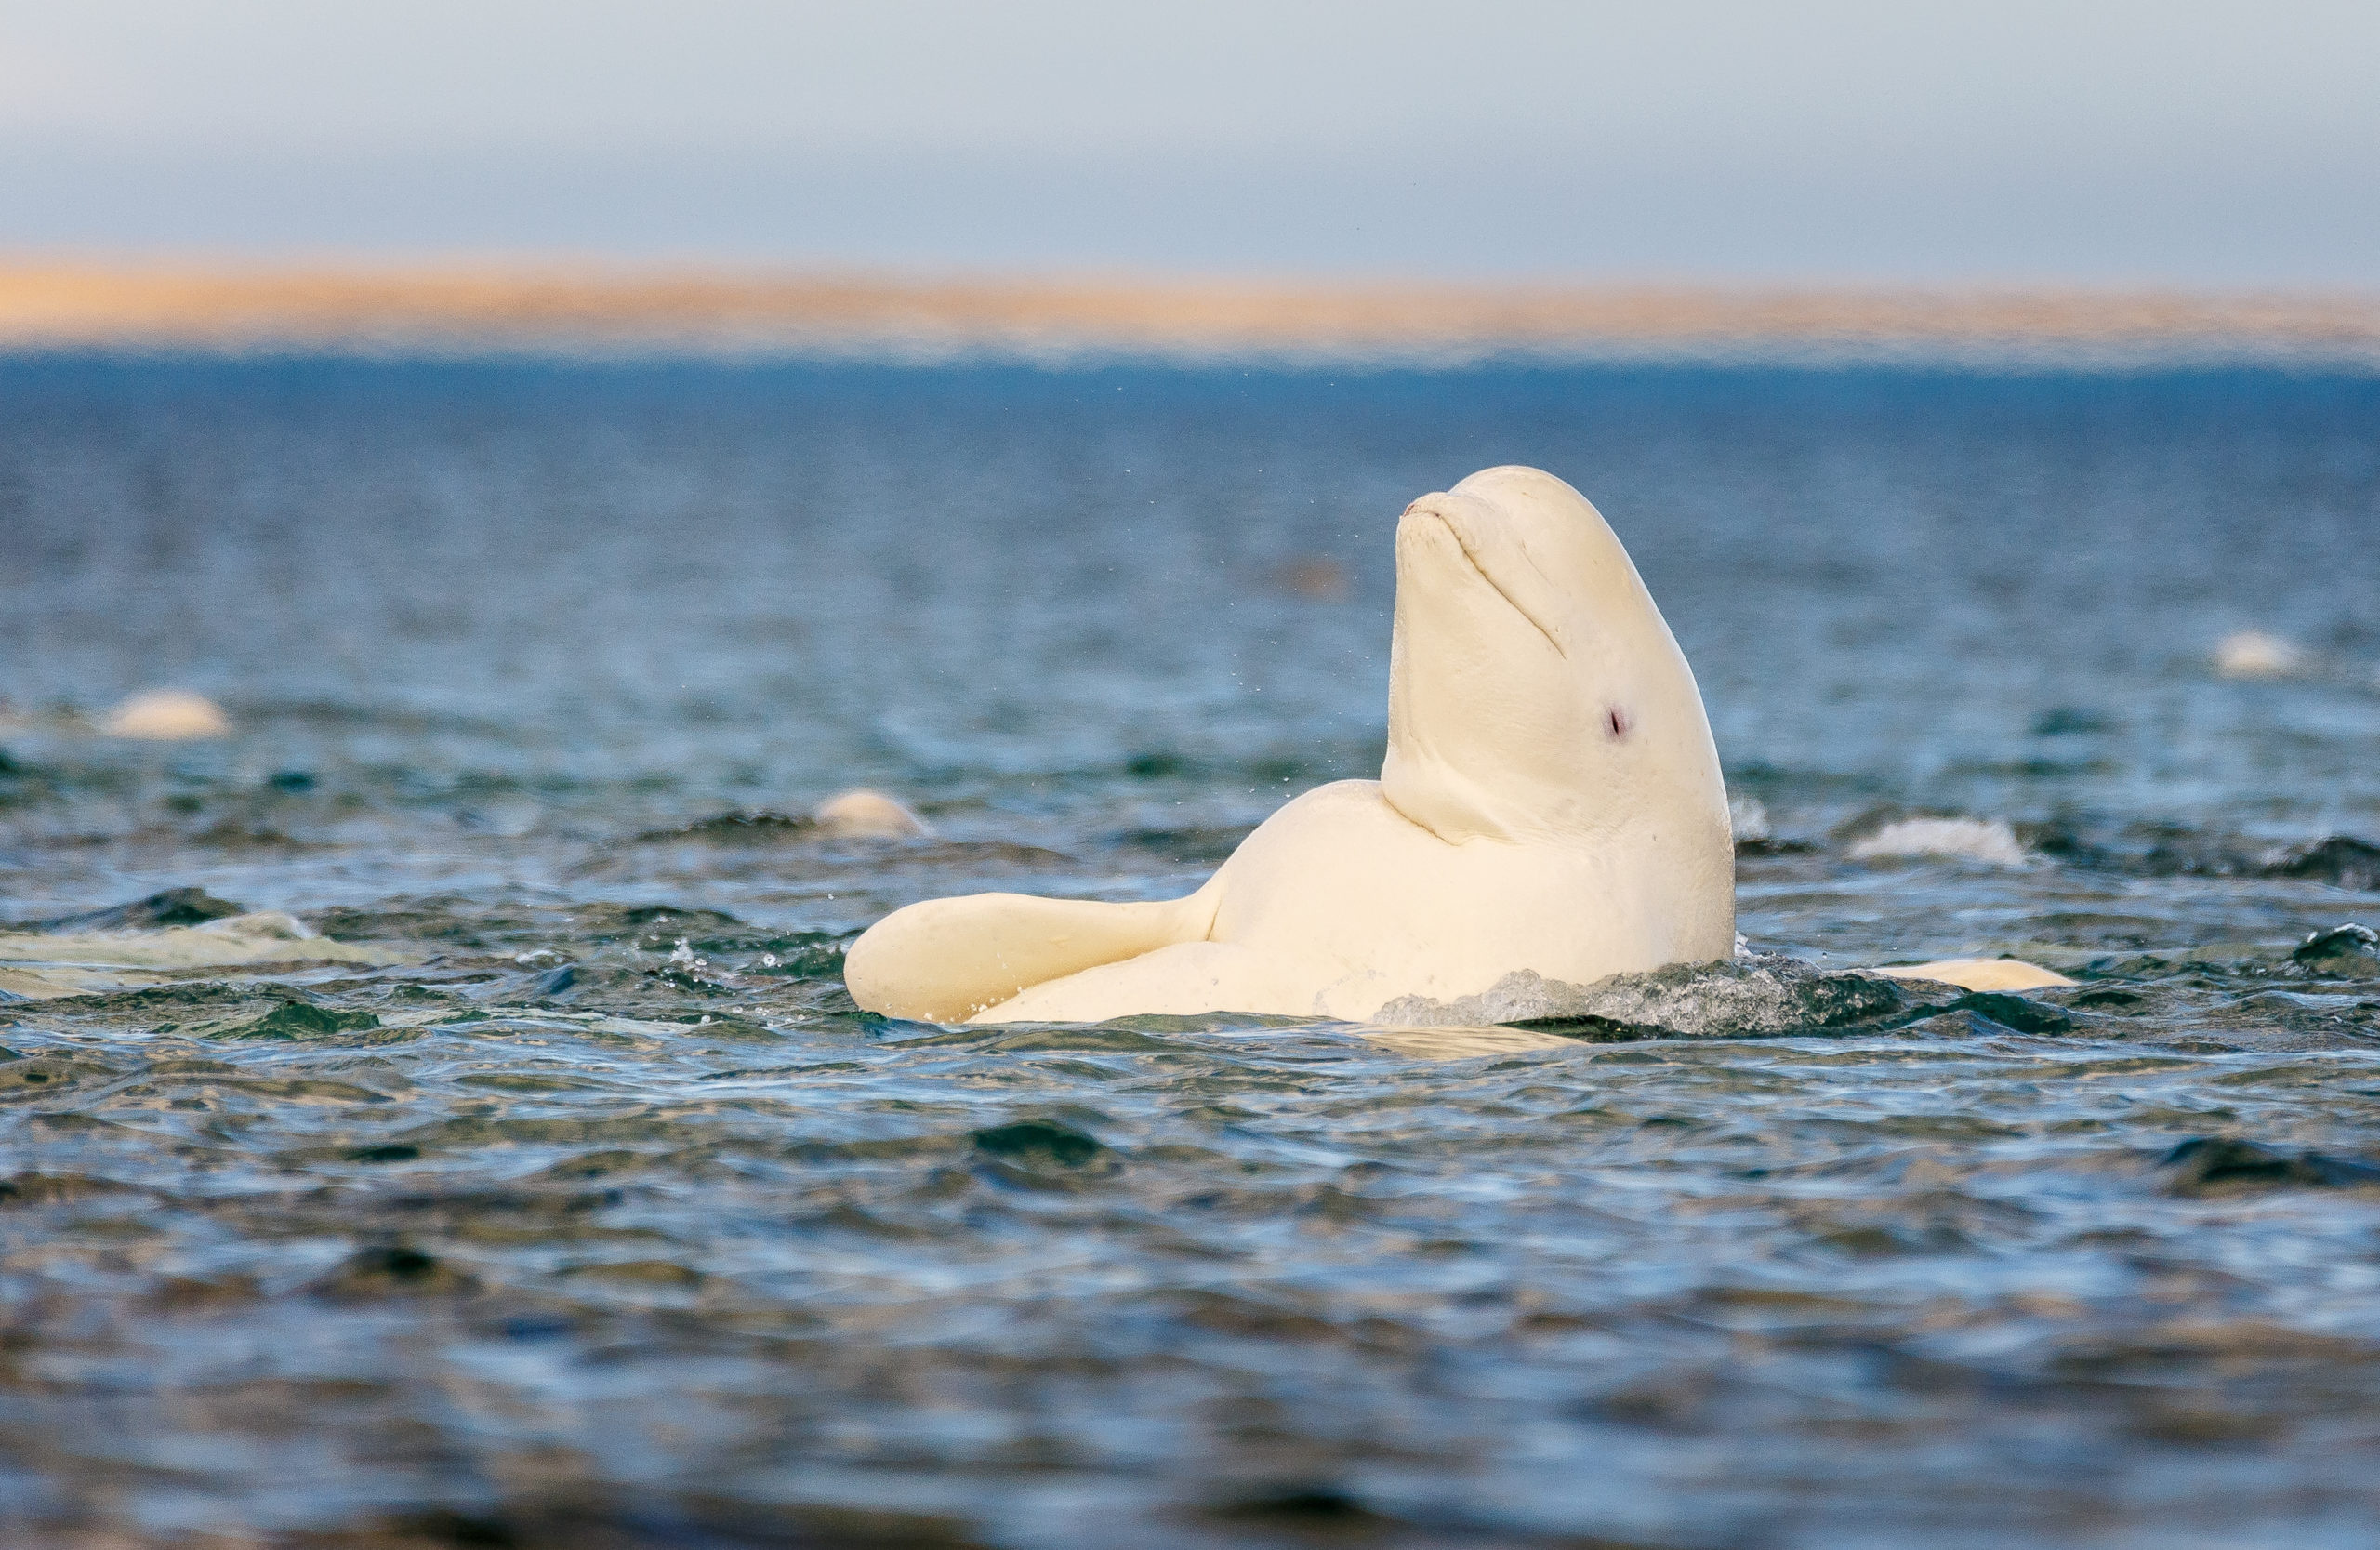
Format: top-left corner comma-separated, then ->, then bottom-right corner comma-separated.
4,261 -> 2376,364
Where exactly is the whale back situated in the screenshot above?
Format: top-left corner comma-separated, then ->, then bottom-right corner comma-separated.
1381,465 -> 1730,860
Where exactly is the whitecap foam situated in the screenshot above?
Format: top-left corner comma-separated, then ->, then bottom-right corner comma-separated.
2213,629 -> 2307,681
1847,815 -> 2031,867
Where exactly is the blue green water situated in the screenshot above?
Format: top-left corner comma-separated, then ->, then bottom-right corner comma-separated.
3,357 -> 2379,1548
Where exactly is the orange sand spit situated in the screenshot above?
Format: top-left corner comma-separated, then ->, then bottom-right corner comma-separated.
4,262 -> 2377,363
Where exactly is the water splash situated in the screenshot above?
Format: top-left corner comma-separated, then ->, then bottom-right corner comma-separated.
1373,953 -> 1920,1036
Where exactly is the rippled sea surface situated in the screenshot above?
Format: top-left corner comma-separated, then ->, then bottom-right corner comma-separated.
4,357 -> 2380,1549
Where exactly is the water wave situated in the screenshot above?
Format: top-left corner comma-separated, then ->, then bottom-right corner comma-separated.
1377,953 -> 1978,1038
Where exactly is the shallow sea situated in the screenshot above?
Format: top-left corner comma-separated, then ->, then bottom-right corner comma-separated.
3,356 -> 2379,1549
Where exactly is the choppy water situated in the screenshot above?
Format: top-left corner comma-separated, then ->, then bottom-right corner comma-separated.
4,356 -> 2380,1549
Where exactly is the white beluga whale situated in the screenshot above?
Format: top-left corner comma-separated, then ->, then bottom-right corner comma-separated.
849,464 -> 1737,1022
101,689 -> 232,740
845,465 -> 2058,1025
813,788 -> 932,839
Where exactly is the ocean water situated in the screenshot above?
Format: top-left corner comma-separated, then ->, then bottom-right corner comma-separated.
2,356 -> 2379,1549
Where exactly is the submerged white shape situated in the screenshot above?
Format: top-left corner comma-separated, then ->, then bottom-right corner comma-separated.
845,465 -> 1739,1024
1878,958 -> 2077,991
1848,815 -> 2031,868
813,788 -> 931,839
2214,629 -> 2305,681
0,912 -> 409,1000
100,689 -> 231,740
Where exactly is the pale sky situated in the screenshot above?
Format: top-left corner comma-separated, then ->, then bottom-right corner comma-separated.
3,0 -> 2375,282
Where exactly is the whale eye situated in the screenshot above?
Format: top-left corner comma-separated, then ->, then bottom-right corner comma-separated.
1605,706 -> 1632,740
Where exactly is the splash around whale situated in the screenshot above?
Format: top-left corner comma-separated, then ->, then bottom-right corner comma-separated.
846,465 -> 2059,1025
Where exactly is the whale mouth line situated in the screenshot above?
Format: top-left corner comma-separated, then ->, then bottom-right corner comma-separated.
1421,509 -> 1567,659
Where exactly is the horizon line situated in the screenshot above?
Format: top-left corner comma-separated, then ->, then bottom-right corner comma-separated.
7,258 -> 2378,367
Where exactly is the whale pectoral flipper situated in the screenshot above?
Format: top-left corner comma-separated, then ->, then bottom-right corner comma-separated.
843,888 -> 1217,1022
966,940 -> 1307,1024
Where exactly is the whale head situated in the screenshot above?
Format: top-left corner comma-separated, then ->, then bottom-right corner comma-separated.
1382,465 -> 1731,854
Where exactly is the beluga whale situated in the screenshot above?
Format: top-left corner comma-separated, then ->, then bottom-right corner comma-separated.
845,465 -> 2054,1024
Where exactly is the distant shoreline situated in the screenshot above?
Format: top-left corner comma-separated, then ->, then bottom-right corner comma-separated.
5,262 -> 2377,365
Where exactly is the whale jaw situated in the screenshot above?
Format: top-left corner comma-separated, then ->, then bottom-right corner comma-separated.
1400,497 -> 1568,661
